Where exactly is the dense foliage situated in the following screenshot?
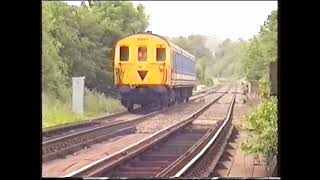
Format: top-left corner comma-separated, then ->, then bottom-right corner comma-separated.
42,1 -> 149,98
169,36 -> 245,84
239,10 -> 278,167
241,97 -> 278,166
42,1 -> 148,126
169,35 -> 213,85
241,10 -> 277,81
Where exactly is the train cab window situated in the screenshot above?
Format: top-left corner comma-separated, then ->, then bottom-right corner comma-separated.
120,46 -> 129,61
138,47 -> 147,61
156,48 -> 166,61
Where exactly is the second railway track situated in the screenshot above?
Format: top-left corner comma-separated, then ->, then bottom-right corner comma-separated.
42,85 -> 222,162
43,85 -> 220,141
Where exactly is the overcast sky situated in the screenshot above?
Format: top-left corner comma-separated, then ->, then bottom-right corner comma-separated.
65,1 -> 277,40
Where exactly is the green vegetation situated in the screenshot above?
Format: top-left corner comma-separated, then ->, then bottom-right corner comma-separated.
241,10 -> 277,82
42,93 -> 82,128
42,4 -> 278,161
169,35 -> 214,85
168,10 -> 278,167
241,97 -> 278,167
42,89 -> 125,128
168,10 -> 277,87
239,10 -> 278,168
42,1 -> 149,97
178,11 -> 278,165
42,1 -> 148,127
209,39 -> 245,80
84,89 -> 124,117
169,36 -> 245,85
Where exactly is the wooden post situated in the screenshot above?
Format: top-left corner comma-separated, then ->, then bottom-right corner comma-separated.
270,62 -> 277,96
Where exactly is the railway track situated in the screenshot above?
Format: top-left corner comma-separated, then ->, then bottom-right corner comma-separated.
42,85 -> 222,162
63,86 -> 236,177
209,128 -> 239,177
42,84 -> 220,140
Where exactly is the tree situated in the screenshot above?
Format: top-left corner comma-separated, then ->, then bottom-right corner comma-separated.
42,1 -> 149,98
170,35 -> 214,85
42,2 -> 69,99
208,39 -> 245,79
241,10 -> 277,81
240,10 -> 278,171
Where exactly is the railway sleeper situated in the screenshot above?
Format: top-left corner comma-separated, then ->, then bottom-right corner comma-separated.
118,166 -> 164,173
211,171 -> 222,177
189,124 -> 213,129
151,145 -> 190,152
168,134 -> 201,139
172,131 -> 206,137
129,160 -> 170,167
165,140 -> 199,145
163,137 -> 201,143
152,148 -> 189,155
164,137 -> 197,142
163,142 -> 196,146
144,149 -> 187,154
111,171 -> 157,177
181,129 -> 208,134
219,152 -> 233,161
139,154 -> 180,161
157,144 -> 192,149
169,135 -> 205,140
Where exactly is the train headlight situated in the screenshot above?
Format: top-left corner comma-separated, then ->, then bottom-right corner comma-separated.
159,65 -> 164,71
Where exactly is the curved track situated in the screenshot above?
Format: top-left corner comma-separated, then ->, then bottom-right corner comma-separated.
63,86 -> 237,177
42,85 -> 222,162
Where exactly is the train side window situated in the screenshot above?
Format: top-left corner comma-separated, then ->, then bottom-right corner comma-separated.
138,47 -> 147,61
156,48 -> 166,61
120,46 -> 129,61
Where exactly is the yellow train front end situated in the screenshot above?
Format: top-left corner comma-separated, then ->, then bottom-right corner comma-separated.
114,33 -> 171,111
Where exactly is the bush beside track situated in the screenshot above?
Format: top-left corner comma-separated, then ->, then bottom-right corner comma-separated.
42,85 -> 217,129
42,88 -> 125,128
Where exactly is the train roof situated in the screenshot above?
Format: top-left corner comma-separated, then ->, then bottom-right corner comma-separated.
117,32 -> 196,61
168,42 -> 196,61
